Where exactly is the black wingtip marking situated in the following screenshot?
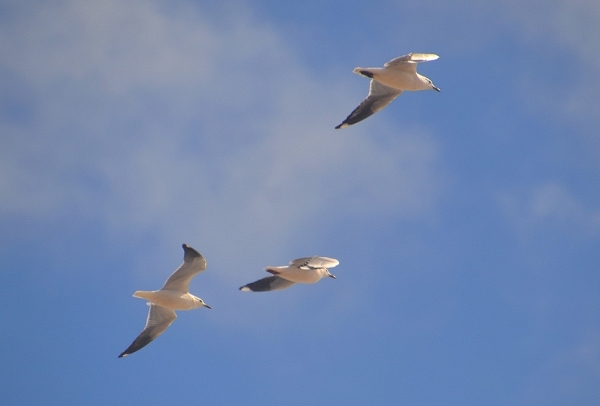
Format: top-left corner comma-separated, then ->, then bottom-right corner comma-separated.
182,244 -> 201,259
336,103 -> 375,128
358,70 -> 374,78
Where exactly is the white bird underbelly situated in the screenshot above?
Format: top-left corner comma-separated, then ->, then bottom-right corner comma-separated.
357,68 -> 425,91
268,267 -> 323,284
133,290 -> 198,310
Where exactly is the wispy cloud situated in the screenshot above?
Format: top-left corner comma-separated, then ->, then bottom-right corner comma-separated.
499,182 -> 600,244
504,0 -> 600,139
0,0 -> 444,279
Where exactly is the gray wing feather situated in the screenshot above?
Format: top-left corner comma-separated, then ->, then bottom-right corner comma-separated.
289,256 -> 339,269
239,276 -> 296,292
384,53 -> 414,69
335,81 -> 401,128
161,244 -> 207,292
118,305 -> 177,358
289,256 -> 318,266
305,256 -> 339,269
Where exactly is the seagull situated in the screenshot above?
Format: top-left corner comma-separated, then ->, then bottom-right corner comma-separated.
118,244 -> 211,358
239,256 -> 339,292
335,53 -> 440,129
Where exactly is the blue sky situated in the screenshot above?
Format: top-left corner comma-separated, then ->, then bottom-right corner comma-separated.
1,0 -> 599,404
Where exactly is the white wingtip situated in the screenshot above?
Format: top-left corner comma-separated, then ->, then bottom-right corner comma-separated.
412,53 -> 439,61
240,286 -> 251,292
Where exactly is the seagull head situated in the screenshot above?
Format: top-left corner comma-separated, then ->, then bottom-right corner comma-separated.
428,78 -> 440,92
194,296 -> 211,309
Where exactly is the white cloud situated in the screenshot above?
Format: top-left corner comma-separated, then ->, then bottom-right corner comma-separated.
530,183 -> 584,220
503,0 -> 600,65
0,0 -> 444,280
503,0 -> 600,137
499,182 -> 600,244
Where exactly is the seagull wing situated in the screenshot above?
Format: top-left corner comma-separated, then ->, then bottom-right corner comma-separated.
335,80 -> 401,128
384,53 -> 439,72
161,244 -> 207,293
289,256 -> 316,266
289,256 -> 339,269
118,305 -> 177,358
239,276 -> 296,292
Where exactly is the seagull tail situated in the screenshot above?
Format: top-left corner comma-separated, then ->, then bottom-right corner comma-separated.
353,68 -> 374,78
265,266 -> 282,275
132,291 -> 155,301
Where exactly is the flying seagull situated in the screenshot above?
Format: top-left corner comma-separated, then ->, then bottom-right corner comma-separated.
240,256 -> 339,292
336,53 -> 440,129
119,244 -> 211,358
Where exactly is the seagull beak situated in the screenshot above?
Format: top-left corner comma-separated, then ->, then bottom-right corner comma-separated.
433,85 -> 441,92
204,304 -> 212,309
329,273 -> 337,279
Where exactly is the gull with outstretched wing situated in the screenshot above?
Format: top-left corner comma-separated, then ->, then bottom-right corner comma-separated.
119,244 -> 211,358
240,256 -> 339,292
336,53 -> 440,129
